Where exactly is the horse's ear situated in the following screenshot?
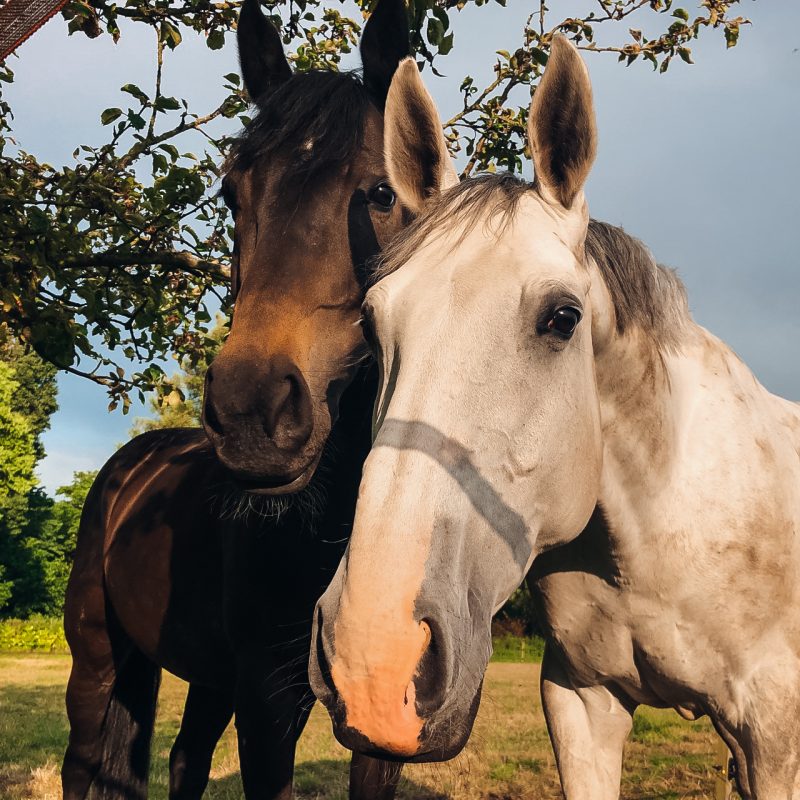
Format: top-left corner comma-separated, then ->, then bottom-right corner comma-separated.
360,0 -> 411,111
385,57 -> 458,215
528,35 -> 596,210
237,0 -> 292,102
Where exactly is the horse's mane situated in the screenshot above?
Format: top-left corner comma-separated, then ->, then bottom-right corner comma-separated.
374,172 -> 690,350
224,70 -> 373,199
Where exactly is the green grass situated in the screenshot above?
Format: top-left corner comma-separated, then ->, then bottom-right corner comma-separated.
489,635 -> 545,663
0,654 -> 733,799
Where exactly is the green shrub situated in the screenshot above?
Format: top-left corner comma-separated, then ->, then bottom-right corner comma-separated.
491,634 -> 545,663
0,615 -> 68,652
0,617 -> 544,661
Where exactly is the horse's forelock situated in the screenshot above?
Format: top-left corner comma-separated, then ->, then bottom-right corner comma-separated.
373,172 -> 690,351
225,70 -> 374,201
371,173 -> 530,285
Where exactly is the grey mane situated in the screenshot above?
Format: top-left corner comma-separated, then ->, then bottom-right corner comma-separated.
374,172 -> 690,350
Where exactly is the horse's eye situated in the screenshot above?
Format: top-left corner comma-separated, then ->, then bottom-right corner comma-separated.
546,307 -> 581,338
367,182 -> 396,211
359,317 -> 377,352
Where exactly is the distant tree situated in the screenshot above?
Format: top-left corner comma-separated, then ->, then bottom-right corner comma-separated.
0,361 -> 37,507
493,584 -> 542,638
26,472 -> 97,615
0,0 -> 750,409
0,335 -> 59,460
0,471 -> 97,618
129,318 -> 226,435
0,335 -> 60,616
0,360 -> 40,615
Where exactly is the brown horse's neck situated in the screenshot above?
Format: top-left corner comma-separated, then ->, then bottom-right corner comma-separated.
330,361 -> 379,452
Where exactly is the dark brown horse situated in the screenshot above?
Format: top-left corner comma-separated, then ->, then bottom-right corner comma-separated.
61,1 -> 410,797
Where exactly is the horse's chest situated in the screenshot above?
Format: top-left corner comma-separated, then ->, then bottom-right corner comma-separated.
530,566 -> 719,711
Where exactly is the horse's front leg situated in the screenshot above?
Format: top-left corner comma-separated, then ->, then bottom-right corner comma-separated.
541,644 -> 634,800
349,753 -> 403,800
234,649 -> 314,800
169,682 -> 234,799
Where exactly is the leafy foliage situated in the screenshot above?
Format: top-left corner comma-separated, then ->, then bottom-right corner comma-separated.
0,335 -> 58,460
0,0 -> 749,407
0,339 -> 61,615
129,318 -> 226,434
0,472 -> 97,618
0,362 -> 37,508
0,614 -> 68,651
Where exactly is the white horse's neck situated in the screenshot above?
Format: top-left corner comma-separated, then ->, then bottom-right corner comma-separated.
593,281 -> 800,562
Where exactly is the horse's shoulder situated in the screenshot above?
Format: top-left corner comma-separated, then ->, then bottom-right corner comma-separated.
91,428 -> 217,529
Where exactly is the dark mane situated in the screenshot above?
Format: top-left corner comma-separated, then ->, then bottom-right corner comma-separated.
374,172 -> 690,349
225,70 -> 374,197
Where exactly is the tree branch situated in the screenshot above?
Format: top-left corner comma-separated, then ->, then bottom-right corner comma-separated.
52,251 -> 230,282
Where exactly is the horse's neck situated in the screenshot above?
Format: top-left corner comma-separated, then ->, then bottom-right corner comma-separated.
330,361 -> 379,452
595,320 -> 800,557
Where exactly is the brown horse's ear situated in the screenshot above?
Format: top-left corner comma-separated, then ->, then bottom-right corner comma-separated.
360,0 -> 411,111
385,57 -> 458,215
528,35 -> 596,210
237,0 -> 292,102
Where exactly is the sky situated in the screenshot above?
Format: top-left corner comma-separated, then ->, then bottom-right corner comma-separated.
6,0 -> 800,495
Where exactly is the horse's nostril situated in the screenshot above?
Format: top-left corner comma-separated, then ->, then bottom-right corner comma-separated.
412,618 -> 449,716
202,394 -> 224,438
260,364 -> 313,448
262,377 -> 294,439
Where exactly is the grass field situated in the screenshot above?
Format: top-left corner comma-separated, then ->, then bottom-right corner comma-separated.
0,653 -> 728,799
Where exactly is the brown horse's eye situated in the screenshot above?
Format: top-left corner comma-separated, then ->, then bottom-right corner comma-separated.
367,182 -> 396,211
546,307 -> 581,338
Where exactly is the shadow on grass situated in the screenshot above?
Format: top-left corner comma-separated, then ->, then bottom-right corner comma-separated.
204,760 -> 450,800
0,684 -> 68,766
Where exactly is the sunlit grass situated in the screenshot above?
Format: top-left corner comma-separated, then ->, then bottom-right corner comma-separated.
0,654 -> 726,799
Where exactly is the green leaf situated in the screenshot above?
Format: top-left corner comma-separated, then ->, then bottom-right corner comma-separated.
678,47 -> 693,64
223,72 -> 241,86
152,153 -> 169,173
207,29 -> 225,50
426,17 -> 444,47
160,20 -> 182,50
121,83 -> 149,103
432,6 -> 449,31
672,7 -> 689,21
100,107 -> 123,125
154,95 -> 181,111
438,32 -> 454,56
158,143 -> 180,161
530,47 -> 548,67
127,111 -> 146,131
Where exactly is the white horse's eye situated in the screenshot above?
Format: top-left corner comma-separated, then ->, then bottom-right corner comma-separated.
545,307 -> 581,338
359,310 -> 378,352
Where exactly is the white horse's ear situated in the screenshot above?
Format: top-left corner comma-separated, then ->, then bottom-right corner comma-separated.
385,57 -> 459,215
528,35 -> 596,210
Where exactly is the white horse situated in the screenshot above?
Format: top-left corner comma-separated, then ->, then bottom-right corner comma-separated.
309,36 -> 800,799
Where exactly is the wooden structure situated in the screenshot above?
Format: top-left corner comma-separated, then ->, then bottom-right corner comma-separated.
0,0 -> 69,60
715,739 -> 736,800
